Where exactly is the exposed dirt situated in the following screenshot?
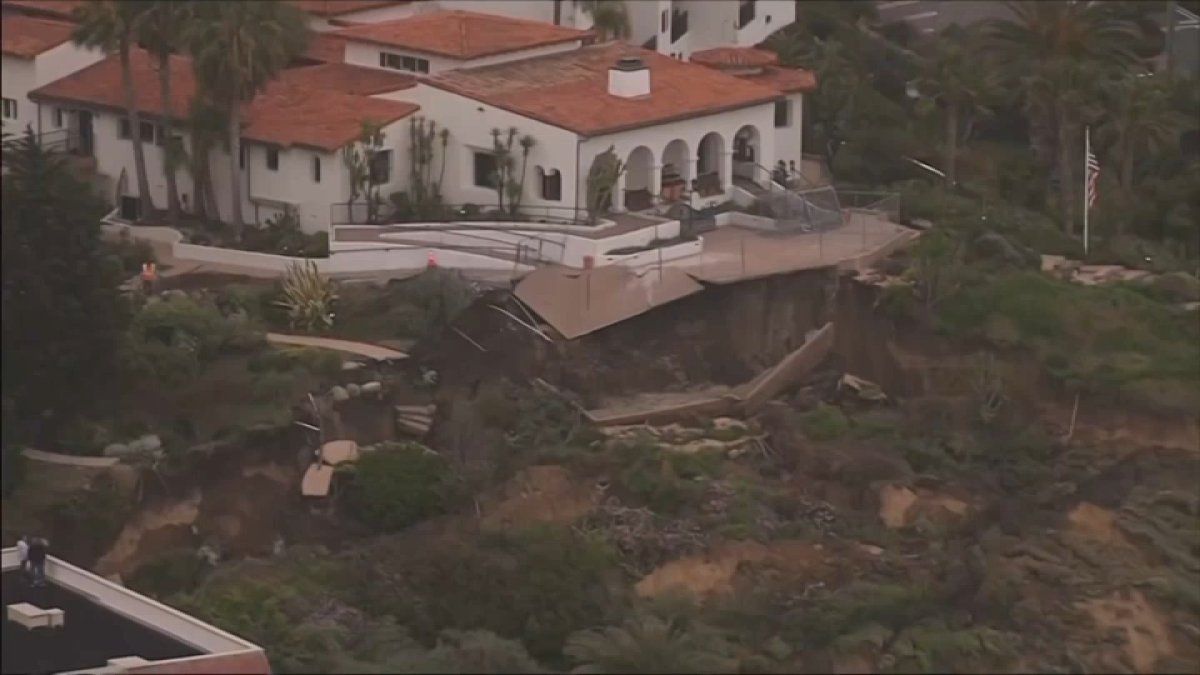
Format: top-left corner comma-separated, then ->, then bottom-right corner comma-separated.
95,490 -> 202,577
635,539 -> 837,599
1079,590 -> 1176,673
479,465 -> 599,532
878,483 -> 971,529
1067,502 -> 1134,549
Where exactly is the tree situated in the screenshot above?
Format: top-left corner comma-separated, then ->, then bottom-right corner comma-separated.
72,0 -> 156,220
564,614 -> 737,674
585,146 -> 625,225
578,1 -> 631,41
343,120 -> 386,223
182,99 -> 225,221
1,132 -> 126,429
135,0 -> 191,226
983,1 -> 1141,232
186,0 -> 309,236
1097,74 -> 1186,203
913,26 -> 1000,185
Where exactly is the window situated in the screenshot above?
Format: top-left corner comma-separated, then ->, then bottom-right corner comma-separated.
661,10 -> 668,32
1,98 -> 15,120
266,147 -> 279,171
120,195 -> 141,221
774,100 -> 791,128
53,108 -> 64,128
670,9 -> 688,42
118,118 -> 131,139
369,149 -> 391,184
738,0 -> 757,29
138,121 -> 155,143
381,51 -> 429,74
312,155 -> 321,182
239,145 -> 245,169
540,168 -> 562,201
473,151 -> 497,188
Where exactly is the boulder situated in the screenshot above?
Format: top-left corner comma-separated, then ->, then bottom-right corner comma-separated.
361,381 -> 383,396
103,443 -> 135,457
127,434 -> 162,454
346,383 -> 362,398
968,232 -> 1040,269
1147,271 -> 1200,302
330,386 -> 349,402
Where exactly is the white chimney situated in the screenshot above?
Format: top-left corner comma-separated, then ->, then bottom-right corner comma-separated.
608,57 -> 650,98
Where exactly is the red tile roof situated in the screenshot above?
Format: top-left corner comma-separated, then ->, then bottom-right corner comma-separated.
290,0 -> 408,18
690,46 -> 780,69
0,0 -> 83,21
331,10 -> 592,59
122,651 -> 271,675
738,67 -> 817,94
690,46 -> 817,94
29,49 -> 418,151
1,13 -> 73,58
302,32 -> 348,63
426,42 -> 783,137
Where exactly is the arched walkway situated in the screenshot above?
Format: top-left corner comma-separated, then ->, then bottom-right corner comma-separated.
696,132 -> 725,196
624,146 -> 655,211
661,139 -> 690,202
733,124 -> 762,185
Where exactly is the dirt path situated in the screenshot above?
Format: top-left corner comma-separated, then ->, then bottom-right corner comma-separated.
266,333 -> 409,361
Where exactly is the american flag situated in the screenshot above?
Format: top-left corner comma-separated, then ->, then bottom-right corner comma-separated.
1085,140 -> 1100,209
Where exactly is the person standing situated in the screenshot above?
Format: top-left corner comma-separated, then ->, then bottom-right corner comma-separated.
28,537 -> 47,587
140,261 -> 158,294
16,535 -> 30,578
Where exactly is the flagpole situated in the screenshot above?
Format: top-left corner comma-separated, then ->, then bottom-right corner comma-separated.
1083,126 -> 1090,257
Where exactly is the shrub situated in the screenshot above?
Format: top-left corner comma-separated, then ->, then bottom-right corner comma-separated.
242,207 -> 329,258
128,551 -> 211,598
344,444 -> 453,531
104,234 -> 156,275
800,404 -> 850,441
613,442 -> 708,515
47,475 -> 132,563
275,260 -> 338,333
1,442 -> 26,497
783,582 -> 940,648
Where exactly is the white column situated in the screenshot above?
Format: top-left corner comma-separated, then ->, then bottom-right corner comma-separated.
723,149 -> 735,197
614,167 -> 627,213
651,163 -> 663,203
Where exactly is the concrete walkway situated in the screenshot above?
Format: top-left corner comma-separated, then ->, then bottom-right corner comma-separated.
266,333 -> 409,361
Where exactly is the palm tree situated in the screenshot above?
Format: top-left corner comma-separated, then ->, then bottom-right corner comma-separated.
72,0 -> 156,220
578,1 -> 631,41
136,0 -> 191,226
182,100 -> 225,221
1098,74 -> 1185,195
185,0 -> 309,237
564,614 -> 737,674
913,26 -> 1000,186
983,0 -> 1141,232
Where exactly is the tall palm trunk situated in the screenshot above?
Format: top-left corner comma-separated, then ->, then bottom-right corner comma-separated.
121,38 -> 155,220
944,101 -> 959,186
226,102 -> 244,235
158,51 -> 181,225
1055,103 -> 1076,235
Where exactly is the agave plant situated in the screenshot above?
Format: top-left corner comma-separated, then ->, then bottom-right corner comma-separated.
276,259 -> 337,332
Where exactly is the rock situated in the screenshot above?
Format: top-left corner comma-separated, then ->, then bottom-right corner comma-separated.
764,636 -> 793,661
968,232 -> 1040,269
859,544 -> 884,556
102,443 -> 134,457
342,361 -> 365,371
361,381 -> 383,395
346,383 -> 362,398
330,386 -> 349,402
712,417 -> 748,432
161,289 -> 188,300
136,434 -> 162,453
1147,271 -> 1200,302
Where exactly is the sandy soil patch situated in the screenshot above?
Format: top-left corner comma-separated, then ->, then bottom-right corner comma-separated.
635,539 -> 834,599
480,465 -> 598,531
1079,590 -> 1174,673
879,484 -> 918,528
1067,502 -> 1135,549
95,490 -> 202,576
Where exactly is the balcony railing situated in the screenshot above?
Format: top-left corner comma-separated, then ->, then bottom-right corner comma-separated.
331,201 -> 594,227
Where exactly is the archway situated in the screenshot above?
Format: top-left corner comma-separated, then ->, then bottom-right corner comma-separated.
661,139 -> 690,202
696,132 -> 725,196
733,124 -> 762,183
623,146 -> 654,211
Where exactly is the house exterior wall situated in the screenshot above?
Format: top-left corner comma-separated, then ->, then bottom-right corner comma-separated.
734,0 -> 794,47
1,57 -> 36,134
578,101 -> 778,211
343,38 -> 584,74
380,83 -> 581,214
772,92 -> 805,173
2,42 -> 103,137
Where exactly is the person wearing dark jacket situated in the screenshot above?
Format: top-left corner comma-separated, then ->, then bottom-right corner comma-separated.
28,538 -> 47,586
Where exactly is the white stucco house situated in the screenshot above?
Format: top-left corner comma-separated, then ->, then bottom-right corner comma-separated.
1,11 -> 103,142
28,50 -> 420,231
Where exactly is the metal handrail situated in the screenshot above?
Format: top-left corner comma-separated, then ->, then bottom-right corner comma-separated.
330,201 -> 593,227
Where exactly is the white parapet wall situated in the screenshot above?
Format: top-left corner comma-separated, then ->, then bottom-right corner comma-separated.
601,237 -> 704,269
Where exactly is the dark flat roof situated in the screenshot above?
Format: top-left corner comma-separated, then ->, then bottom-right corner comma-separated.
3,571 -> 201,674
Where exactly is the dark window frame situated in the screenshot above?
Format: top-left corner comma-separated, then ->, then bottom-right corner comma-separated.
139,121 -> 156,143
1,98 -> 16,120
473,150 -> 498,189
540,168 -> 562,201
118,118 -> 131,139
774,100 -> 790,128
266,147 -> 280,171
369,149 -> 392,184
313,155 -> 321,182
